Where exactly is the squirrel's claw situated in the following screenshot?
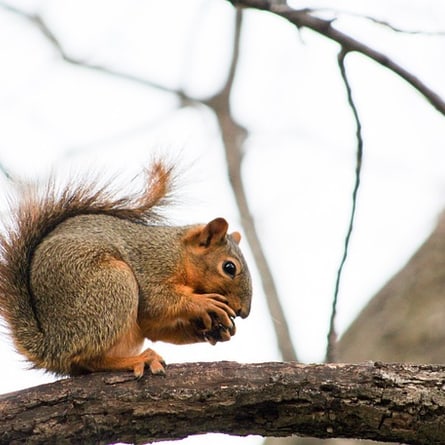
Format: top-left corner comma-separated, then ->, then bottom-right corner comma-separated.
203,314 -> 236,344
204,333 -> 218,345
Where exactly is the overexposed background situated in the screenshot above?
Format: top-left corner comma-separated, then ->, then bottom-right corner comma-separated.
0,1 -> 444,444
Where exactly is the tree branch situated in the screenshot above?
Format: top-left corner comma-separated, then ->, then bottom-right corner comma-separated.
204,10 -> 298,362
2,361 -> 445,444
325,51 -> 364,363
302,8 -> 445,36
0,162 -> 13,181
227,0 -> 445,115
0,2 -> 198,106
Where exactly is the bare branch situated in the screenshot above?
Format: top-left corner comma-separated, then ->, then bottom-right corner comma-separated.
325,51 -> 364,363
205,10 -> 298,362
356,15 -> 445,36
304,8 -> 445,36
227,0 -> 445,115
0,2 -> 197,106
0,162 -> 13,181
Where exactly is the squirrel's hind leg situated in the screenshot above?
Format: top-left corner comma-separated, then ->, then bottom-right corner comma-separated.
78,347 -> 166,377
67,256 -> 165,377
31,239 -> 145,375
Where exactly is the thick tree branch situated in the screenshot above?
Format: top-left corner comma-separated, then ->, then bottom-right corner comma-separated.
227,0 -> 445,115
2,361 -> 445,444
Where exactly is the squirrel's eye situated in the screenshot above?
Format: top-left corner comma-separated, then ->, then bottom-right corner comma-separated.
222,260 -> 237,278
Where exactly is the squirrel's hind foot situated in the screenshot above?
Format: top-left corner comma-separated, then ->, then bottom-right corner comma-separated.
133,348 -> 166,378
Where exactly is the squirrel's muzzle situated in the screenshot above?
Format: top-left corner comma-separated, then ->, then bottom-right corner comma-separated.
231,294 -> 251,319
237,305 -> 250,319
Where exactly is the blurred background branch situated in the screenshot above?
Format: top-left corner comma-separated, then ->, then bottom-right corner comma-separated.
204,9 -> 298,362
325,49 -> 363,363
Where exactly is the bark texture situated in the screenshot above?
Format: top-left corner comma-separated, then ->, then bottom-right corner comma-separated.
2,361 -> 445,445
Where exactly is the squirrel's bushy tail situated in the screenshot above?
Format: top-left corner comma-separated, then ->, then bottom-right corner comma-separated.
0,160 -> 175,366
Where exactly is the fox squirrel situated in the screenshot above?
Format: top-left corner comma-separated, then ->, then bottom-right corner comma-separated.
0,161 -> 252,377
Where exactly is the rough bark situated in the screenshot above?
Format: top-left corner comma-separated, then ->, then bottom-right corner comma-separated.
2,361 -> 445,445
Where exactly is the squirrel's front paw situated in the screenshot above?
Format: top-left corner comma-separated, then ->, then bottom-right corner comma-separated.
190,293 -> 236,344
204,314 -> 236,345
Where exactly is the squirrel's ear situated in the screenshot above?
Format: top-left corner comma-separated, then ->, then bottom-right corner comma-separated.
230,231 -> 241,244
198,218 -> 229,247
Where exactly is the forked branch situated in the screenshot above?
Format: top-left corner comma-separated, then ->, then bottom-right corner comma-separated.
227,0 -> 445,115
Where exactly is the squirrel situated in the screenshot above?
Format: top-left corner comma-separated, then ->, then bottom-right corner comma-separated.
0,160 -> 252,377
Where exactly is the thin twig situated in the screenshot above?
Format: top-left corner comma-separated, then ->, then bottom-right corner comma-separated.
326,50 -> 363,363
0,162 -> 13,181
304,7 -> 445,36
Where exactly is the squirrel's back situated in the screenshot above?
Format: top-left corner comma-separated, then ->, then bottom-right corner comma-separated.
0,161 -> 175,370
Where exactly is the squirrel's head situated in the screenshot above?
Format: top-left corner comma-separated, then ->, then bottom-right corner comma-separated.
182,217 -> 252,319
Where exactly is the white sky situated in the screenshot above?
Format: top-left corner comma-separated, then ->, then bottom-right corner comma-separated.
0,1 -> 444,444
